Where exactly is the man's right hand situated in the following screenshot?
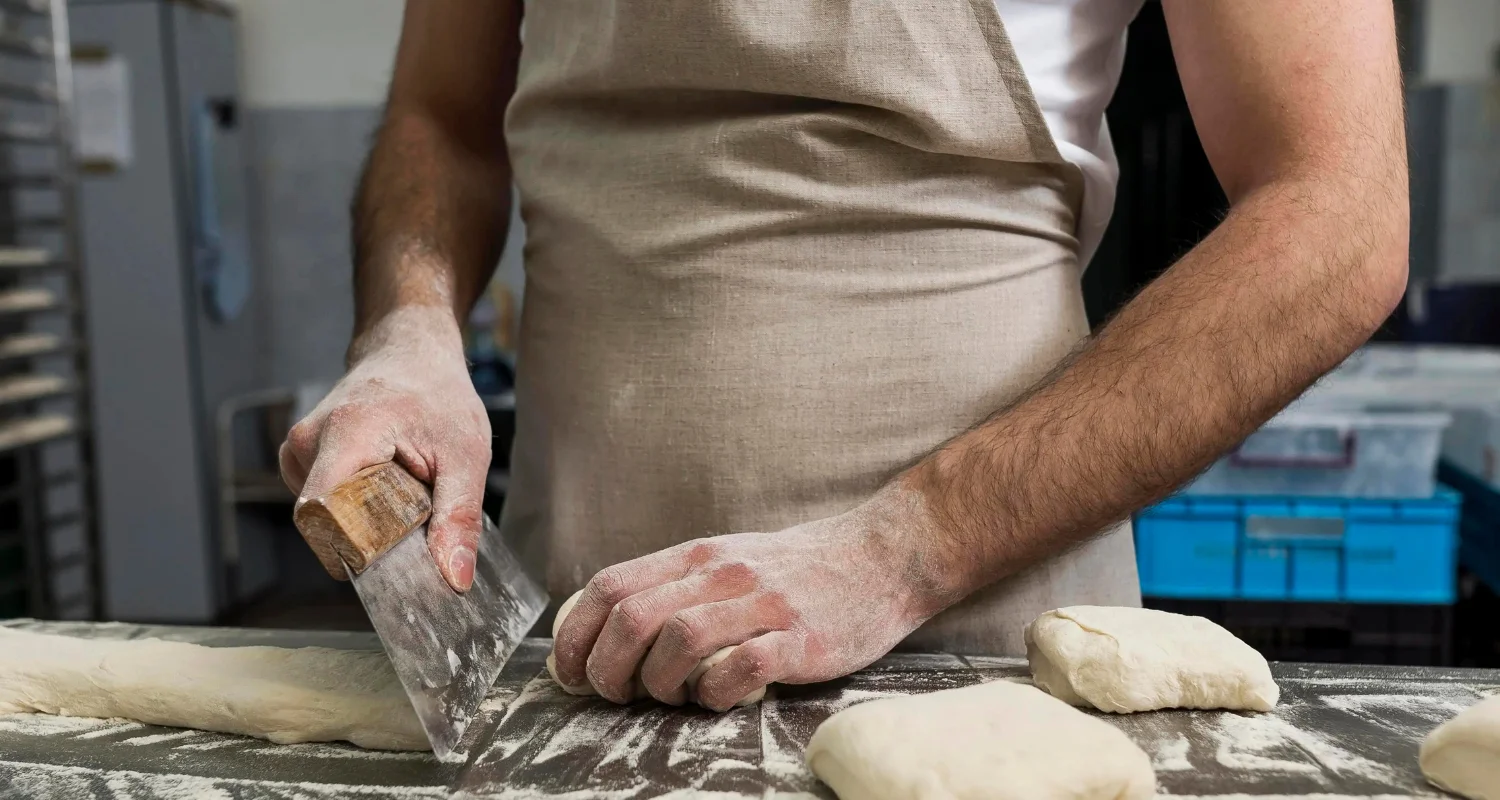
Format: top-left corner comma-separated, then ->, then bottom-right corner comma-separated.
278,307 -> 492,592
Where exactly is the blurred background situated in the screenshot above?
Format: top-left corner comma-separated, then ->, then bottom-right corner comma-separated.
0,0 -> 1497,668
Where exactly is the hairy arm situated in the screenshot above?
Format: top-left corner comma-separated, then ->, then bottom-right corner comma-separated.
904,0 -> 1409,600
349,0 -> 519,355
548,0 -> 1409,710
280,1 -> 521,591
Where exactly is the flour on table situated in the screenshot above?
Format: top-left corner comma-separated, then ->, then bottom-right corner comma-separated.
0,759 -> 450,800
1210,711 -> 1393,782
1152,733 -> 1193,771
0,628 -> 426,751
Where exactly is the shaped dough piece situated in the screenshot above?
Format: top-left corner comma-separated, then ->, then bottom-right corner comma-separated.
0,628 -> 425,750
1420,694 -> 1500,800
545,590 -> 765,707
1025,606 -> 1278,713
806,679 -> 1155,800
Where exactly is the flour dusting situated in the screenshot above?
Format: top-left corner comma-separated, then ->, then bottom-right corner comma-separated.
175,740 -> 238,751
0,712 -> 112,736
1152,734 -> 1193,771
0,760 -> 450,799
73,720 -> 145,739
1210,711 -> 1395,783
123,729 -> 200,746
1211,713 -> 1320,774
243,741 -> 436,761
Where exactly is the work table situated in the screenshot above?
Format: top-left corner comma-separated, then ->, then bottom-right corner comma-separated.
0,619 -> 1494,799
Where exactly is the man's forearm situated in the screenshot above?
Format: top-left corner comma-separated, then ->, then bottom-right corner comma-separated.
903,175 -> 1407,601
348,109 -> 512,363
345,1 -> 520,363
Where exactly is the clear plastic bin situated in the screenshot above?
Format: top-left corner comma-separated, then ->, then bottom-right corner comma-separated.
1186,409 -> 1451,498
1332,344 -> 1500,380
1305,345 -> 1500,492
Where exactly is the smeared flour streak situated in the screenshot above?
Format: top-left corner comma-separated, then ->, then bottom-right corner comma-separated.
0,760 -> 449,799
1152,734 -> 1193,771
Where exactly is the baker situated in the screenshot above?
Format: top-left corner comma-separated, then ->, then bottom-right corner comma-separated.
279,1 -> 1406,711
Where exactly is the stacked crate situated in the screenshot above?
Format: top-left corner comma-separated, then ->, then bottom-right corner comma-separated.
1136,351 -> 1481,664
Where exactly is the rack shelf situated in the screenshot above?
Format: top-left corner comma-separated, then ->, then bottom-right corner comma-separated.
0,373 -> 67,405
0,247 -> 51,267
0,122 -> 56,145
0,287 -> 56,313
0,78 -> 54,103
0,0 -> 104,621
0,172 -> 58,189
0,32 -> 50,59
0,332 -> 62,360
0,414 -> 73,453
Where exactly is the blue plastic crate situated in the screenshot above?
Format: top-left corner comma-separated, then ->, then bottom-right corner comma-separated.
1135,487 -> 1461,604
1437,461 -> 1500,596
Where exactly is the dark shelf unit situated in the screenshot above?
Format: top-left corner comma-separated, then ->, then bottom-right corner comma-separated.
0,0 -> 99,620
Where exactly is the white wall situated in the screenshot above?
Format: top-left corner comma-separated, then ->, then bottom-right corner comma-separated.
233,0 -> 406,108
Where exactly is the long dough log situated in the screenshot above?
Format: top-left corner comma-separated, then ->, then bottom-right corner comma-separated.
0,629 -> 426,750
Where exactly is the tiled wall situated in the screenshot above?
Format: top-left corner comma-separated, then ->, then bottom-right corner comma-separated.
246,107 -> 375,389
246,107 -> 527,394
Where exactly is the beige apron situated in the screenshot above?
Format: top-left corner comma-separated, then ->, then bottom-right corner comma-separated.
502,0 -> 1141,656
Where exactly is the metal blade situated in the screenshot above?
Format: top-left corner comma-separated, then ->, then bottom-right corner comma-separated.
349,513 -> 546,761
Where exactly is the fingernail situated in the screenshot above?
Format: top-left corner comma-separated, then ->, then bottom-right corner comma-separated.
447,547 -> 476,592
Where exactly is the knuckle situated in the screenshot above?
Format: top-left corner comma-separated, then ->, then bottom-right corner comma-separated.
661,611 -> 709,655
588,566 -> 635,606
322,404 -> 361,430
736,645 -> 775,684
612,596 -> 656,641
710,561 -> 756,589
684,540 -> 720,566
285,420 -> 319,453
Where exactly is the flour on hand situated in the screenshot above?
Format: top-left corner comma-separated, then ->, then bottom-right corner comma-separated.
546,590 -> 766,707
1025,606 -> 1279,713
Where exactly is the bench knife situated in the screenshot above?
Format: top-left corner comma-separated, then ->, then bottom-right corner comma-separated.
293,461 -> 546,761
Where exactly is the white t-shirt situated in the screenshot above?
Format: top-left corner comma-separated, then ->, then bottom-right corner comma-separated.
998,0 -> 1146,267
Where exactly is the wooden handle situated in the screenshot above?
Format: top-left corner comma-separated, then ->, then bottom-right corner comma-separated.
293,462 -> 434,579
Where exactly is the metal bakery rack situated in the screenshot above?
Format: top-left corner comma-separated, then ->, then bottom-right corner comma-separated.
0,0 -> 100,620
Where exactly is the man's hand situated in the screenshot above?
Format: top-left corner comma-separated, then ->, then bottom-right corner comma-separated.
550,488 -> 954,711
281,1 -> 519,590
279,308 -> 491,592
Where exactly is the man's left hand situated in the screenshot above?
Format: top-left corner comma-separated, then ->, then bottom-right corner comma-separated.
549,488 -> 957,710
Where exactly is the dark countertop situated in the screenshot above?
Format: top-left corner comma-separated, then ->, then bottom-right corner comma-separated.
0,619 -> 1496,799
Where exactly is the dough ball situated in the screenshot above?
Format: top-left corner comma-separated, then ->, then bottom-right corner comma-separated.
545,590 -> 765,708
1420,694 -> 1500,799
687,646 -> 766,708
1025,606 -> 1278,713
546,590 -> 645,699
551,589 -> 582,638
805,679 -> 1155,800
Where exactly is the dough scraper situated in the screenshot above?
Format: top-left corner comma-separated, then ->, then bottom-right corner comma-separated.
293,461 -> 546,761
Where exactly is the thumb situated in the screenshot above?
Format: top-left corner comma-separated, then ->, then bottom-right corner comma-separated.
426,450 -> 492,592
